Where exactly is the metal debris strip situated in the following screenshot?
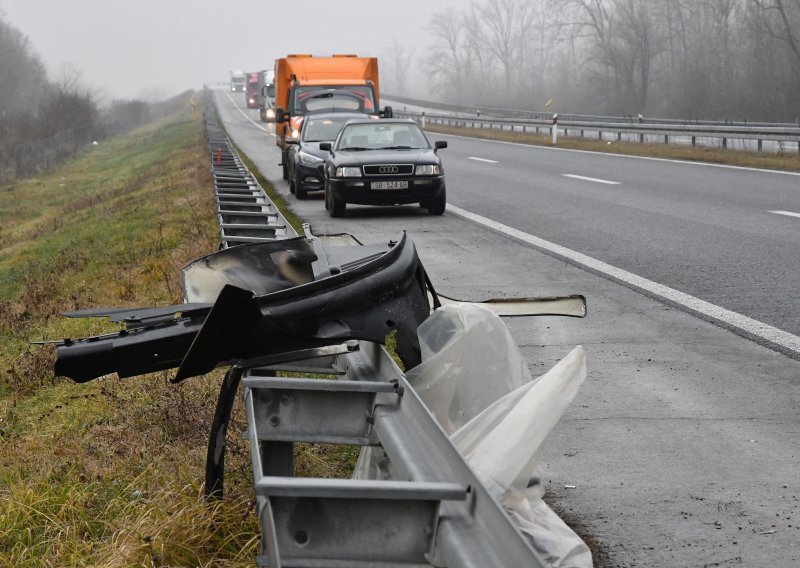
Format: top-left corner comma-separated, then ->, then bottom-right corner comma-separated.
199,110 -> 549,567
206,117 -> 293,247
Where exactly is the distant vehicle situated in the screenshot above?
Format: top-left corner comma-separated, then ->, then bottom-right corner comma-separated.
245,72 -> 259,108
286,111 -> 369,199
319,119 -> 447,217
273,54 -> 393,181
257,69 -> 276,122
230,69 -> 246,92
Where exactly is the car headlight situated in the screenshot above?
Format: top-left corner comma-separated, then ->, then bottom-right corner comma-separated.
266,108 -> 275,119
290,128 -> 300,139
298,151 -> 324,165
415,165 -> 440,176
336,166 -> 362,178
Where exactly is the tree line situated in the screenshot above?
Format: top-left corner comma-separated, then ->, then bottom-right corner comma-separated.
0,13 -> 190,181
398,0 -> 800,121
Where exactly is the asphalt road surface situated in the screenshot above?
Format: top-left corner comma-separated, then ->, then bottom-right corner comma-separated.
214,88 -> 800,567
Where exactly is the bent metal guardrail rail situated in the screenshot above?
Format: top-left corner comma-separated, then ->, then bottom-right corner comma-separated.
388,96 -> 800,153
201,110 -> 550,566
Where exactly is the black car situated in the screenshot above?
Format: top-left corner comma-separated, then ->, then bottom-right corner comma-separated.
319,119 -> 447,217
287,112 -> 369,199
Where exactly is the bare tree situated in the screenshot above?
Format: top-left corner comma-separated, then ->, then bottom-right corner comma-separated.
427,10 -> 473,102
382,40 -> 416,96
474,0 -> 538,103
751,0 -> 800,118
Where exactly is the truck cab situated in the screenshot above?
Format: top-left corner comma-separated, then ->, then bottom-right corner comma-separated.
273,55 -> 392,180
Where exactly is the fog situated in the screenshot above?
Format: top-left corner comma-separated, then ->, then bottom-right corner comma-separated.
0,0 -> 445,102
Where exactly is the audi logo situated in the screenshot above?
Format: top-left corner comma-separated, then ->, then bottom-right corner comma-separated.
379,166 -> 399,174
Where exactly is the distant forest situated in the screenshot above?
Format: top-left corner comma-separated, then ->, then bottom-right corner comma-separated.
384,0 -> 800,121
0,14 -> 186,181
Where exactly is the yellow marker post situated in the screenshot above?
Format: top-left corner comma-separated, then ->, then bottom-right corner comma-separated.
188,97 -> 197,121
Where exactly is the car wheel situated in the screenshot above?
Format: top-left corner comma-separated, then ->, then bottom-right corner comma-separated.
295,181 -> 307,200
288,174 -> 296,195
325,184 -> 345,217
281,152 -> 289,181
426,185 -> 447,216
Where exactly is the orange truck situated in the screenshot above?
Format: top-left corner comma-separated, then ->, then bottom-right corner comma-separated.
273,54 -> 392,180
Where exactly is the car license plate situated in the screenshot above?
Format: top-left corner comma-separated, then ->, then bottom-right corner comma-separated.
371,181 -> 408,190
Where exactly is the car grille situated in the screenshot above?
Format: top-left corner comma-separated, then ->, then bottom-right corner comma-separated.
363,164 -> 414,176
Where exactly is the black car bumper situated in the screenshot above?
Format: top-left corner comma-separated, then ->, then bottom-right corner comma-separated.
328,176 -> 444,205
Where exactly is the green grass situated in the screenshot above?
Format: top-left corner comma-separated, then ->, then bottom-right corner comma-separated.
0,98 -> 370,567
0,104 -> 265,566
425,123 -> 800,172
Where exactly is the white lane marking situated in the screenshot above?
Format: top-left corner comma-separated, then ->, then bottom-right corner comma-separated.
435,131 -> 800,178
446,203 -> 800,355
468,156 -> 498,164
563,174 -> 620,185
223,90 -> 275,137
770,210 -> 800,219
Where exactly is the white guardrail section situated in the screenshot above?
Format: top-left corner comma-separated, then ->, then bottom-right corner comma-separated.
387,95 -> 800,153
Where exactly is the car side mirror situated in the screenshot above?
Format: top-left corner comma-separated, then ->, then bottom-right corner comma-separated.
319,142 -> 332,152
380,105 -> 393,119
276,108 -> 287,123
435,141 -> 448,150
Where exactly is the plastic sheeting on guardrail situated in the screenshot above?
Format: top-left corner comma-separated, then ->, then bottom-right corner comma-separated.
368,304 -> 592,568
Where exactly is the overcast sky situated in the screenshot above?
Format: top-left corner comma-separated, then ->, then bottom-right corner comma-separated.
0,0 -> 447,102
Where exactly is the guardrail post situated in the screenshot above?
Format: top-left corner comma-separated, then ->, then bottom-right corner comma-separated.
551,114 -> 558,145
421,112 -> 426,129
758,139 -> 763,152
723,138 -> 728,149
692,136 -> 696,147
664,135 -> 668,144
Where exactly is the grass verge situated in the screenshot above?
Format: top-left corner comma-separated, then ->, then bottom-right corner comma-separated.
0,104 -> 263,566
425,124 -> 800,172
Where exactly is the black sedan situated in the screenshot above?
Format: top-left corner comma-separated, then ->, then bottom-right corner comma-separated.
319,119 -> 447,217
286,111 -> 369,199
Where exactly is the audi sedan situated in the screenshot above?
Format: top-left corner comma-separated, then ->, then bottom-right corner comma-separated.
319,119 -> 447,217
286,111 -> 369,199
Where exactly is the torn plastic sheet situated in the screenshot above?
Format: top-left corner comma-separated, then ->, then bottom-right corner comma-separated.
358,304 -> 592,568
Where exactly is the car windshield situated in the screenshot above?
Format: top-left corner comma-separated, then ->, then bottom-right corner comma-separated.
291,86 -> 375,114
336,123 -> 429,151
302,116 -> 356,142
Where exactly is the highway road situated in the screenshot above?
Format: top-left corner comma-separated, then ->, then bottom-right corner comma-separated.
441,134 -> 800,340
214,88 -> 800,567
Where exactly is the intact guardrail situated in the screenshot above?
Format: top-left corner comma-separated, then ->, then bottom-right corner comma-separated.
206,118 -> 293,246
387,94 -> 800,153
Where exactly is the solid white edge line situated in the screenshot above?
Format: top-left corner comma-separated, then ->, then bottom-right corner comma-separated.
770,210 -> 800,219
223,90 -> 275,137
434,131 -> 800,178
563,174 -> 620,185
467,156 -> 499,164
446,202 -> 800,354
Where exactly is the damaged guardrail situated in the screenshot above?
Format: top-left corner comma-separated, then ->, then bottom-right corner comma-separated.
40,106 -> 594,567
